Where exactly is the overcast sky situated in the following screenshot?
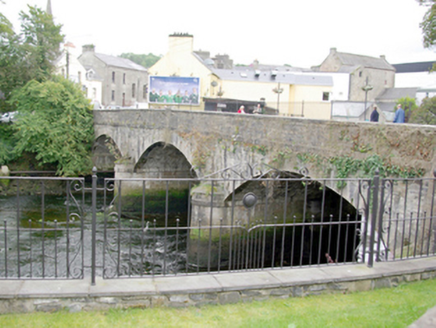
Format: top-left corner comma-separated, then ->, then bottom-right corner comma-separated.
2,0 -> 435,68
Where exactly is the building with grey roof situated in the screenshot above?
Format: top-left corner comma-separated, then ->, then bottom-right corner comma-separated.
78,45 -> 148,108
313,48 -> 395,102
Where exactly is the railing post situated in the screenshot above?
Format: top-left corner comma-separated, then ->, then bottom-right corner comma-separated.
367,170 -> 380,267
91,167 -> 97,285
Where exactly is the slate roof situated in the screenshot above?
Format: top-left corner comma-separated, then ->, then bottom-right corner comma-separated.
94,53 -> 147,71
210,68 -> 333,86
243,64 -> 312,73
376,87 -> 418,101
335,52 -> 394,71
393,61 -> 436,73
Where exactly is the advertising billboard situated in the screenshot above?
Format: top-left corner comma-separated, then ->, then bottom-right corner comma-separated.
148,76 -> 200,105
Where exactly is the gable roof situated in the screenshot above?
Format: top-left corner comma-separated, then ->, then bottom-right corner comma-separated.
94,53 -> 147,72
335,52 -> 395,71
376,87 -> 418,101
393,61 -> 436,73
211,68 -> 333,86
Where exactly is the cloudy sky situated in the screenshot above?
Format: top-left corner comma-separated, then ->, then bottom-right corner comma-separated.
1,0 -> 435,68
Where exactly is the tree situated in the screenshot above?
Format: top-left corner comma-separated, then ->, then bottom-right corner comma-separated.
19,6 -> 63,81
119,52 -> 161,68
8,76 -> 94,176
0,5 -> 63,111
417,0 -> 436,49
409,96 -> 436,125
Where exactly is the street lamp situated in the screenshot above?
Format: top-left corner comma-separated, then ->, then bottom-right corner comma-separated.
362,77 -> 373,121
272,82 -> 283,114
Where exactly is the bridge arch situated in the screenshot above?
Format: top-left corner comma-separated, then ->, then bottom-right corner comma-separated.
134,141 -> 197,179
92,134 -> 122,171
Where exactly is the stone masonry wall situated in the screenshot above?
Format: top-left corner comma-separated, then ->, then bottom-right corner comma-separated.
94,109 -> 436,180
1,269 -> 435,314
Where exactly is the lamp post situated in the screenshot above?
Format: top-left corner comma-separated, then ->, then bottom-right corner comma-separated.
272,82 -> 283,114
362,77 -> 373,121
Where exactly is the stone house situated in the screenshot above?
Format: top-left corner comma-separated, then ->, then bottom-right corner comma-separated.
78,45 -> 148,108
314,48 -> 395,102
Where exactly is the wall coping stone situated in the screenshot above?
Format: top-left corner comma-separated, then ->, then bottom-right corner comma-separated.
0,258 -> 435,314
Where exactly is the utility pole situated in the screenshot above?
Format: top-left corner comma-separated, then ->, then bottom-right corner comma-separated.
273,83 -> 283,115
362,77 -> 373,121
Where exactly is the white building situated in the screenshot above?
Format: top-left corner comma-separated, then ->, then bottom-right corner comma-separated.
55,43 -> 103,108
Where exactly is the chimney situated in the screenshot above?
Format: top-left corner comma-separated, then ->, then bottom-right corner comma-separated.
330,47 -> 337,55
168,33 -> 194,54
82,44 -> 95,54
380,55 -> 386,60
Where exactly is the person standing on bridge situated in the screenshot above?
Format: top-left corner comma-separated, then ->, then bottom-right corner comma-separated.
393,104 -> 405,123
370,105 -> 379,122
237,105 -> 245,114
254,104 -> 262,114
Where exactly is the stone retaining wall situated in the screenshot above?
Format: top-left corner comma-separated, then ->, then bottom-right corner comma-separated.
1,265 -> 435,314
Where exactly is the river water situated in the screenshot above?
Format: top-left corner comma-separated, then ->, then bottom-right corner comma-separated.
0,191 -> 190,279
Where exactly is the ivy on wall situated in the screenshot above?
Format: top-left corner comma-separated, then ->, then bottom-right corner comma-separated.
297,153 -> 425,180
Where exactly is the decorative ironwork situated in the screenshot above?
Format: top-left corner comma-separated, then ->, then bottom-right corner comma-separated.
1,169 -> 435,281
242,192 -> 258,208
199,161 -> 308,180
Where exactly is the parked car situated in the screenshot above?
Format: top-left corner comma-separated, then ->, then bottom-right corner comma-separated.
0,111 -> 18,123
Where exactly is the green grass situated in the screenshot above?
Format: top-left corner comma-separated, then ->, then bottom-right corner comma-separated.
1,278 -> 436,327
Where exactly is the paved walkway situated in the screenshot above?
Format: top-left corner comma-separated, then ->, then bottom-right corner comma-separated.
0,257 -> 435,326
409,305 -> 436,328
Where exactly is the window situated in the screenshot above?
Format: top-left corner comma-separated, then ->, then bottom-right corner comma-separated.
143,84 -> 148,99
359,71 -> 362,77
322,92 -> 330,101
123,73 -> 126,84
112,72 -> 115,83
111,90 -> 115,101
132,83 -> 136,98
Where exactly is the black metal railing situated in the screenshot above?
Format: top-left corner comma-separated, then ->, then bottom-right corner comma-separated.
1,169 -> 435,281
0,177 -> 85,279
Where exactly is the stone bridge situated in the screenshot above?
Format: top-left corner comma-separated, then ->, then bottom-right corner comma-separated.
94,108 -> 435,184
93,108 -> 436,173
94,108 -> 435,219
93,109 -> 436,258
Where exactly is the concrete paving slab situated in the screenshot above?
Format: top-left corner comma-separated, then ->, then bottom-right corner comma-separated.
214,270 -> 280,291
154,274 -> 222,294
369,259 -> 436,277
409,306 -> 436,328
0,280 -> 24,298
18,279 -> 90,298
269,267 -> 331,285
319,264 -> 376,281
90,277 -> 157,296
